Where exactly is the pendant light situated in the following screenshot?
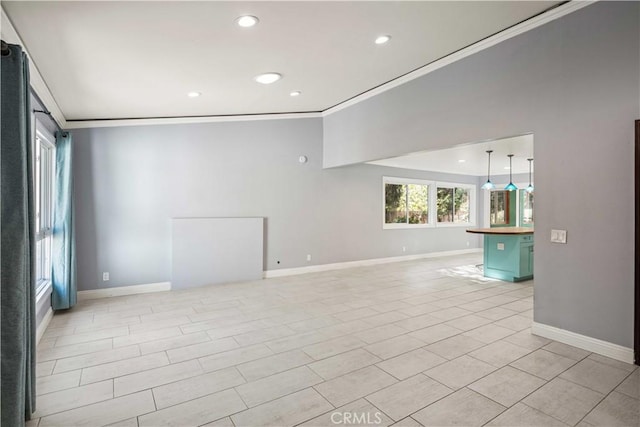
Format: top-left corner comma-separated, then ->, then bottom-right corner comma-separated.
504,154 -> 517,191
526,158 -> 534,193
481,150 -> 496,190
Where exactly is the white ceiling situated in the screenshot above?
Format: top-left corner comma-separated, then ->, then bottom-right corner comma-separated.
367,134 -> 534,176
3,1 -> 559,121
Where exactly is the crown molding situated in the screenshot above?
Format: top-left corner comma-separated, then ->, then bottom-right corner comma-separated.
64,112 -> 323,129
3,1 -> 594,129
322,1 -> 595,117
1,6 -> 67,129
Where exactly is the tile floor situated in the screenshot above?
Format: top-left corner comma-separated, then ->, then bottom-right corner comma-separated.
32,254 -> 639,427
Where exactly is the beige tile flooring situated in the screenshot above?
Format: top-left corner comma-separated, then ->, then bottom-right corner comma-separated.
31,254 -> 639,427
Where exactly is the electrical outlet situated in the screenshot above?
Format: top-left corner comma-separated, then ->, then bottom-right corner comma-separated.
306,254 -> 311,262
102,272 -> 109,281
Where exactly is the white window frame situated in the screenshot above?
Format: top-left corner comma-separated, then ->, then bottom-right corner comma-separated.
383,177 -> 476,229
520,188 -> 534,226
34,122 -> 56,302
482,183 -> 528,228
434,181 -> 477,227
383,177 -> 435,229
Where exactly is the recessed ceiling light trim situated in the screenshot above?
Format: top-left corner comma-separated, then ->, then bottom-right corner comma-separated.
290,91 -> 301,97
187,91 -> 201,98
236,15 -> 259,27
375,35 -> 391,45
255,73 -> 282,85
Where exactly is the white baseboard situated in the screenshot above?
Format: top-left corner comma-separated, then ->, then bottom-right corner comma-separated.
531,322 -> 634,365
74,250 -> 479,298
77,281 -> 171,301
264,248 -> 482,278
36,307 -> 53,346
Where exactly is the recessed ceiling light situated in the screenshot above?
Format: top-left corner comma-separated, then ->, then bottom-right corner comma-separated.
458,159 -> 466,163
290,91 -> 301,97
255,73 -> 282,84
375,35 -> 391,45
187,91 -> 201,98
504,166 -> 511,170
236,15 -> 259,27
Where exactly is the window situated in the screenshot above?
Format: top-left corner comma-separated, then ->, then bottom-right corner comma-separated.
490,190 -> 511,226
383,177 -> 475,228
34,126 -> 55,295
384,179 -> 429,227
407,184 -> 429,224
486,188 -> 534,228
436,185 -> 473,224
521,190 -> 534,226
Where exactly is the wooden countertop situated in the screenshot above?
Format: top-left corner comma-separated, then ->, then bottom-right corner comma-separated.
466,227 -> 534,235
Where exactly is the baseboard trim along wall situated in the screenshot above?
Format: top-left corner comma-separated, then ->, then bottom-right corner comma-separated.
75,250 -> 481,299
77,281 -> 172,301
36,307 -> 53,345
531,321 -> 634,364
264,248 -> 483,278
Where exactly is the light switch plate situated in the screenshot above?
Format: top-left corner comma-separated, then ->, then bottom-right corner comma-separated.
551,229 -> 567,244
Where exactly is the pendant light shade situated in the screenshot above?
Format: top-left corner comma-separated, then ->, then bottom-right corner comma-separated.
505,182 -> 518,191
481,150 -> 495,190
504,154 -> 517,191
526,158 -> 534,193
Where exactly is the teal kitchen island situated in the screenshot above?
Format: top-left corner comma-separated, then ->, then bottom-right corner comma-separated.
467,227 -> 534,282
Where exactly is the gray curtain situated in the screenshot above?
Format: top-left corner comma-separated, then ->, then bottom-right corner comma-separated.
1,42 -> 37,425
52,131 -> 77,310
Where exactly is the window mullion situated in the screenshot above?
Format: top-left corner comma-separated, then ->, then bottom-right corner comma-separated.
46,148 -> 51,230
451,188 -> 455,222
34,125 -> 56,287
45,148 -> 49,230
404,185 -> 409,224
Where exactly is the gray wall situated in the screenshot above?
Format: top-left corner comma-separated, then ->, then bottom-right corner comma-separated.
324,2 -> 639,348
171,217 -> 264,289
73,119 -> 481,292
